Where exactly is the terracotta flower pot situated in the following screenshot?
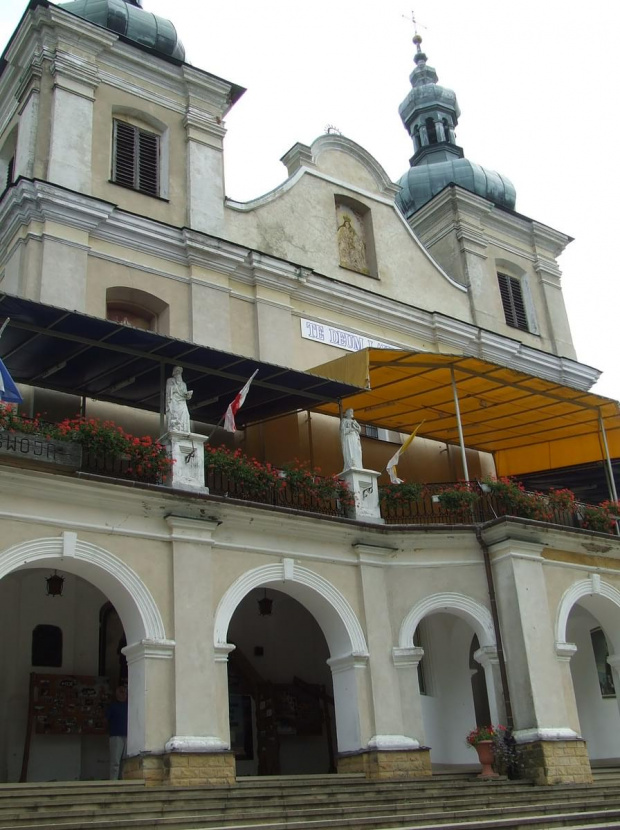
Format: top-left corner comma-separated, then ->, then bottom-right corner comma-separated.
474,740 -> 498,778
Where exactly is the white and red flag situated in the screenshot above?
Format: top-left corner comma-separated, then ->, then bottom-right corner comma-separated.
224,370 -> 258,432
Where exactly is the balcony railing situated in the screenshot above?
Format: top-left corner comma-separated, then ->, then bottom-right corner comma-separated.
206,470 -> 348,518
2,421 -> 617,534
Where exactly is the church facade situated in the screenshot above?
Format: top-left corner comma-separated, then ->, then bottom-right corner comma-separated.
0,0 -> 619,787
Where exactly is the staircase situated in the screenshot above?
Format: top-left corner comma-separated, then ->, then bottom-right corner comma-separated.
2,769 -> 620,830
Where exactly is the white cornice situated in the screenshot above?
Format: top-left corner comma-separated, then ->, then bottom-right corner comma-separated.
0,180 -> 601,392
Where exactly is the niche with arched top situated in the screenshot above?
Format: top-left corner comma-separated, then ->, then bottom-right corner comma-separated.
334,195 -> 378,278
106,287 -> 169,334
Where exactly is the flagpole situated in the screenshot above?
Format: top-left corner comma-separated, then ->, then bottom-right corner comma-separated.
0,318 -> 10,340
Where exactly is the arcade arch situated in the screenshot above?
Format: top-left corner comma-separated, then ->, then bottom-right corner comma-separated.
556,577 -> 620,761
397,592 -> 500,766
0,534 -> 173,782
214,560 -> 369,772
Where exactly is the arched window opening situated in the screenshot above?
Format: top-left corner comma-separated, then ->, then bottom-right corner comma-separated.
442,118 -> 451,143
99,602 -> 127,690
469,634 -> 491,726
106,287 -> 169,334
413,625 -> 427,695
425,117 -> 438,145
32,624 -> 63,667
497,272 -> 529,332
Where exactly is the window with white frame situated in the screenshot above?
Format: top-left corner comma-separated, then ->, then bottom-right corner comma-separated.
497,272 -> 529,332
112,119 -> 159,197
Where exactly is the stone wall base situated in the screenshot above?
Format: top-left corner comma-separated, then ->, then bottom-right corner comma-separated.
517,740 -> 592,785
123,752 -> 236,787
338,748 -> 432,780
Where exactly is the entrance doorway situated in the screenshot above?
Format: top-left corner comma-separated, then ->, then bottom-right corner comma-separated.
227,587 -> 336,776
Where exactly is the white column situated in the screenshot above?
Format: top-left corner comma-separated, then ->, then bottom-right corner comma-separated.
123,639 -> 175,756
392,647 -> 426,747
327,654 -> 371,753
166,517 -> 231,751
555,642 -> 582,735
473,645 -> 503,725
48,54 -> 98,193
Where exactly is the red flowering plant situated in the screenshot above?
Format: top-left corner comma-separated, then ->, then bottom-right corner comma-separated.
437,481 -> 480,513
205,445 -> 280,497
378,481 -> 423,508
466,724 -> 506,747
204,446 -> 354,508
282,459 -> 354,507
481,476 -> 551,521
0,403 -> 48,436
0,405 -> 172,482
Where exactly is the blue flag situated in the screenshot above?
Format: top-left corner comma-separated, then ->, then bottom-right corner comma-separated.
0,357 -> 23,404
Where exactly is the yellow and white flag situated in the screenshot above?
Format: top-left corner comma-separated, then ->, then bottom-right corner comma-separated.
386,422 -> 424,484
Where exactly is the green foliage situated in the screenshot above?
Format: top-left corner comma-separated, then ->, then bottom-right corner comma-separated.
437,484 -> 480,512
379,481 -> 423,508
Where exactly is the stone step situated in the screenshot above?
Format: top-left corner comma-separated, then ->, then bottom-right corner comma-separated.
2,793 -> 620,830
3,804 -> 620,830
3,783 -> 599,820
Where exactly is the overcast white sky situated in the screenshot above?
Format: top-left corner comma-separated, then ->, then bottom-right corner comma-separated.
2,1 -> 619,397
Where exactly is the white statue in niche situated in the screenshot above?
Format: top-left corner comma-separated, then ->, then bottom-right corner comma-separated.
336,207 -> 369,274
166,366 -> 193,433
340,408 -> 363,470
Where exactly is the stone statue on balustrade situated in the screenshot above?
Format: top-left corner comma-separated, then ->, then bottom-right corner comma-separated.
165,366 -> 193,434
340,408 -> 363,470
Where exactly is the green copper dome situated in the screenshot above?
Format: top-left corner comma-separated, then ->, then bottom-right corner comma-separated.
396,34 -> 516,218
397,158 -> 516,219
58,0 -> 185,60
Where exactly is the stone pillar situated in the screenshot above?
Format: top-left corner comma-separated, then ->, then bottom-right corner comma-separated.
163,431 -> 208,493
339,468 -> 383,524
122,639 -> 175,785
164,516 -> 235,786
489,536 -> 592,784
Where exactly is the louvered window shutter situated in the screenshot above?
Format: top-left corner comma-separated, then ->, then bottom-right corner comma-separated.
497,273 -> 529,331
113,120 -> 159,196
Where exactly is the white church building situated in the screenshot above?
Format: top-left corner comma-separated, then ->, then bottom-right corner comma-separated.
0,0 -> 619,788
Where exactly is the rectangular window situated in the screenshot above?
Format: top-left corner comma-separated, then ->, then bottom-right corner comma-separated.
497,272 -> 529,331
112,120 -> 159,197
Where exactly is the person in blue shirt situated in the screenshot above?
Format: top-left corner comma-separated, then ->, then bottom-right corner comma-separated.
107,684 -> 128,780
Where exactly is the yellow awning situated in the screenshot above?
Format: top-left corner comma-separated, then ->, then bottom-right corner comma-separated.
309,350 -> 620,478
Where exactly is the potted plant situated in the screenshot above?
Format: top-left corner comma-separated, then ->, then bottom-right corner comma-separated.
466,724 -> 505,778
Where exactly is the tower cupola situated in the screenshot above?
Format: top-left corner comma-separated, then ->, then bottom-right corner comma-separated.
398,33 -> 463,166
396,34 -> 516,220
58,0 -> 185,60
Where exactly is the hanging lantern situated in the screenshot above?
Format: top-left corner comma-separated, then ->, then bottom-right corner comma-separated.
258,589 -> 273,616
45,570 -> 65,597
